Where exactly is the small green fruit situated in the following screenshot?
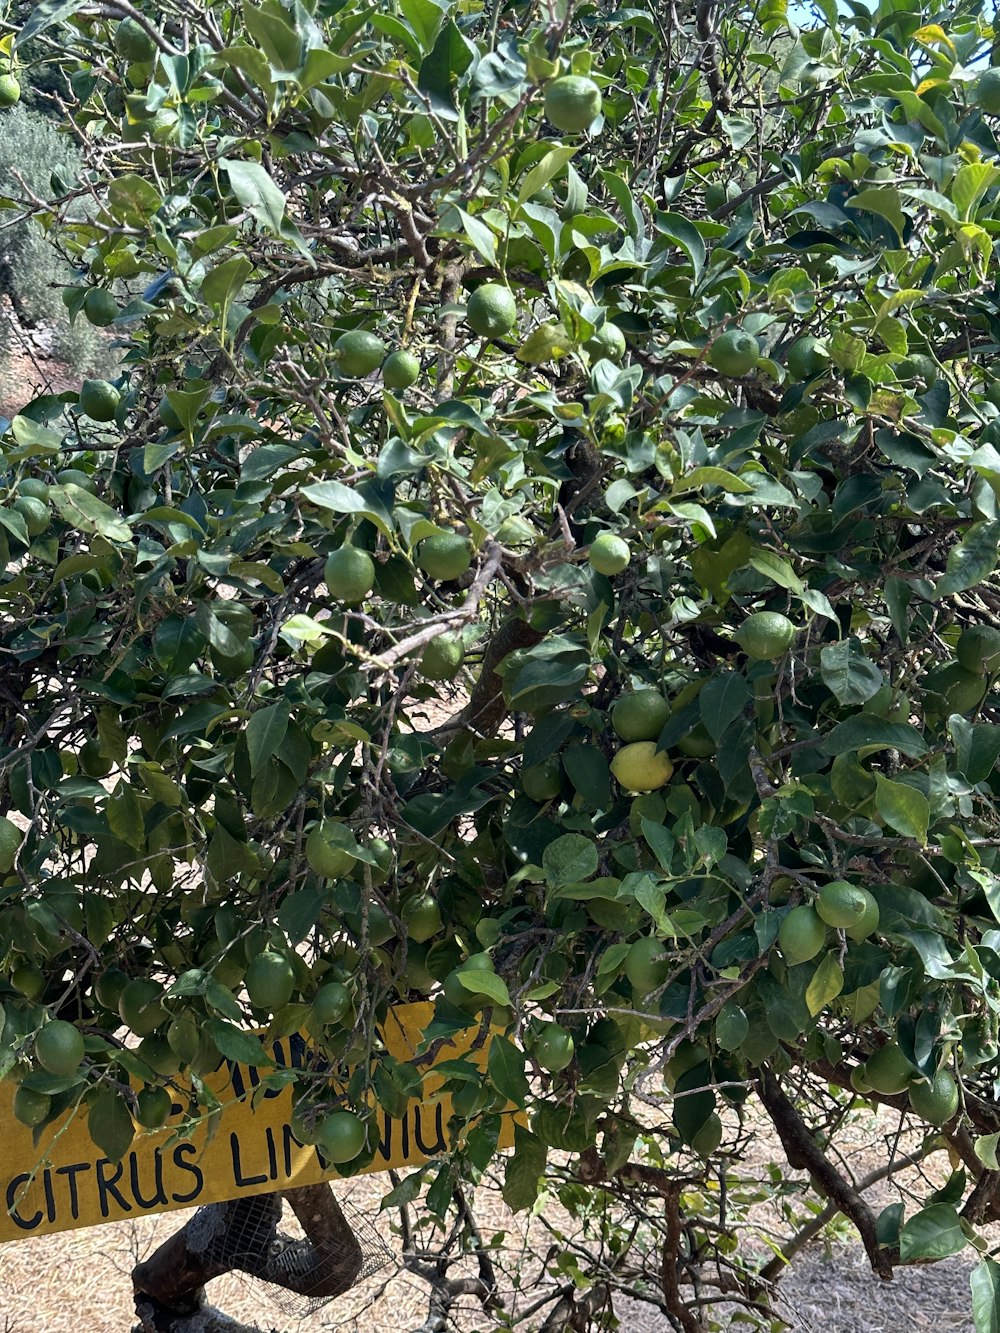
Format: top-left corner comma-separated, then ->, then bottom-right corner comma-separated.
83,288 -> 118,327
588,532 -> 630,576
543,75 -> 602,133
35,1020 -> 85,1076
419,633 -> 464,680
324,546 -> 375,604
466,284 -> 517,338
382,349 -> 420,390
78,379 -> 121,423
335,330 -> 386,377
416,533 -> 472,581
709,328 -> 759,376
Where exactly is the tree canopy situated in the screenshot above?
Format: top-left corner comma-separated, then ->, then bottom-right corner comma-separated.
5,0 -> 1000,1325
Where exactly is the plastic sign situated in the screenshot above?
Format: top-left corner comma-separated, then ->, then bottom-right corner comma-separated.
0,1003 -> 514,1242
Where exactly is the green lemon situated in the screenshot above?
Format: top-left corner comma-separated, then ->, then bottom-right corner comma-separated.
612,690 -> 671,743
689,1111 -> 723,1157
115,17 -> 156,60
846,889 -> 879,943
611,742 -> 673,792
0,75 -> 21,108
119,979 -> 167,1035
137,1032 -> 178,1076
244,950 -> 295,1010
35,1020 -> 85,1076
167,1014 -> 201,1065
709,329 -> 759,376
908,1070 -> 959,1125
79,739 -> 113,777
543,75 -> 602,133
416,533 -> 472,580
584,321 -> 626,362
588,532 -> 631,576
624,936 -> 669,995
83,288 -> 118,327
382,349 -> 420,390
897,353 -> 938,388
534,1022 -> 575,1073
419,632 -> 465,680
976,68 -> 1000,114
676,724 -> 715,757
785,336 -> 829,380
79,378 -> 121,423
957,624 -> 1000,675
311,981 -> 352,1026
324,546 -> 375,604
986,379 -> 1000,407
0,815 -> 22,873
315,1110 -> 367,1164
335,330 -> 386,377
12,497 -> 49,537
13,1086 -> 51,1127
923,661 -> 986,716
736,611 -> 796,660
11,964 -> 44,1000
401,891 -> 443,943
777,905 -> 826,965
815,880 -> 870,929
94,966 -> 129,1011
521,758 -> 563,802
56,468 -> 97,493
466,283 -> 517,338
16,478 -> 50,503
135,1086 -> 172,1129
864,1042 -> 914,1095
305,822 -> 357,879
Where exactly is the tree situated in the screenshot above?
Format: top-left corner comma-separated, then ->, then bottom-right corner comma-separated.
4,0 -> 1000,1326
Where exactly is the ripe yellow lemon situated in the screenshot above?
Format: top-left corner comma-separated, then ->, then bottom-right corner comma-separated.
612,690 -> 671,742
543,75 -> 602,133
611,742 -> 673,792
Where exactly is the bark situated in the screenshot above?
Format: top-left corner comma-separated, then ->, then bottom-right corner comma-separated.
436,616 -> 544,742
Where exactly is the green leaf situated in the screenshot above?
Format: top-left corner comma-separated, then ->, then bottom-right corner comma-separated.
805,953 -> 843,1015
487,1034 -> 529,1107
971,1257 -> 1000,1333
206,1019 -> 274,1067
87,1089 -> 135,1162
503,1124 -> 546,1210
417,18 -> 476,116
300,480 -> 394,537
50,484 -> 132,543
951,164 -> 1000,223
517,147 -> 578,208
399,0 -> 447,53
220,159 -> 311,259
456,968 -> 510,1007
107,781 -> 145,850
899,1202 -> 968,1261
845,187 -> 906,242
821,714 -> 926,759
699,671 -> 748,742
562,744 -> 611,809
819,637 -> 883,706
542,833 -> 599,886
456,207 -> 497,266
748,549 -> 804,593
935,521 -> 1000,599
246,701 -> 290,775
875,774 -> 930,844
715,1002 -> 749,1051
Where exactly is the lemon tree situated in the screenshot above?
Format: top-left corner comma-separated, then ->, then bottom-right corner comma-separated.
9,0 -> 1000,1326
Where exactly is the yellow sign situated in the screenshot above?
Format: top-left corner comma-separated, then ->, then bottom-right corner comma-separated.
0,1003 -> 513,1243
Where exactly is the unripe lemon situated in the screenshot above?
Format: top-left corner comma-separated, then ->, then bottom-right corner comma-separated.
115,17 -> 156,61
976,68 -> 1000,114
735,611 -> 796,660
244,950 -> 295,1010
119,978 -> 167,1035
315,1110 -> 366,1164
416,533 -> 472,580
690,1111 -> 723,1157
35,1020 -> 85,1077
419,632 -> 464,680
612,690 -> 670,742
382,349 -> 420,390
401,891 -> 442,943
12,497 -> 49,537
584,321 -> 626,361
305,822 -> 357,879
521,758 -> 563,801
785,335 -> 828,380
709,329 -> 759,376
466,284 -> 517,338
334,330 -> 385,377
588,532 -> 630,576
311,980 -> 352,1025
0,815 -> 22,873
78,378 -> 121,423
543,75 -> 602,133
777,905 -> 826,965
13,1086 -> 51,1127
909,1070 -> 959,1125
11,964 -> 44,999
864,1042 -> 914,1095
0,75 -> 21,108
611,741 -> 673,792
324,546 -> 375,604
846,888 -> 879,943
534,1022 -> 575,1073
815,881 -> 870,929
83,288 -> 118,327
624,936 -> 669,994
135,1086 -> 172,1129
957,624 -> 1000,675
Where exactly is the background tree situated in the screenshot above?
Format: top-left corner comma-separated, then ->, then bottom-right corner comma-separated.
5,0 -> 1000,1327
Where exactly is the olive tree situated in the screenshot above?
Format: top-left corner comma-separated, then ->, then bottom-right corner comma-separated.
5,0 -> 1000,1326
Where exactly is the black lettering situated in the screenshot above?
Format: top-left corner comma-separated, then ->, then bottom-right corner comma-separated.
56,1162 -> 92,1221
287,1032 -> 310,1070
377,1109 -> 393,1161
5,1174 -> 42,1230
401,1106 -> 409,1159
265,1125 -> 278,1180
96,1158 -> 131,1217
129,1149 -> 167,1209
171,1143 -> 203,1204
228,1061 -> 246,1099
281,1123 -> 303,1176
42,1168 -> 56,1223
230,1132 -> 267,1188
413,1104 -> 446,1157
